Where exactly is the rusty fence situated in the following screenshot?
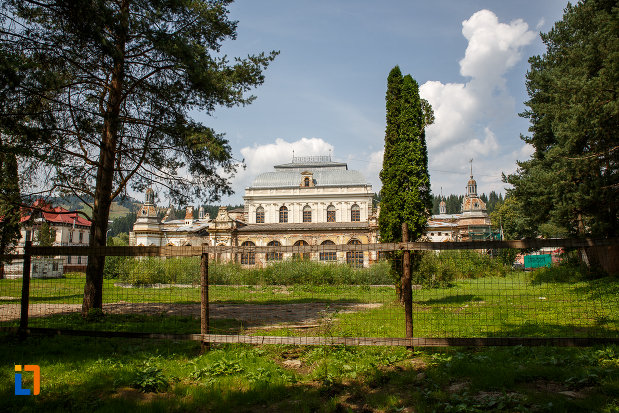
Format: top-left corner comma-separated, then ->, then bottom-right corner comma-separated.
0,237 -> 618,347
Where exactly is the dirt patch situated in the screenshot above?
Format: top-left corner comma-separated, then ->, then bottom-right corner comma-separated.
0,302 -> 382,330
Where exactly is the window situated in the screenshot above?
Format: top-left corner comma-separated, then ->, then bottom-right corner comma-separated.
304,176 -> 310,187
293,240 -> 309,261
346,239 -> 364,268
302,205 -> 312,223
279,206 -> 288,223
438,232 -> 441,236
255,206 -> 265,223
240,241 -> 255,265
266,240 -> 283,261
69,231 -> 73,243
52,262 -> 59,271
79,232 -> 83,243
25,230 -> 31,242
77,256 -> 82,264
351,204 -> 360,222
327,205 -> 336,222
320,240 -> 337,261
67,256 -> 72,264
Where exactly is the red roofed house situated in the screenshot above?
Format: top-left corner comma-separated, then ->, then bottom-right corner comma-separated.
12,199 -> 92,275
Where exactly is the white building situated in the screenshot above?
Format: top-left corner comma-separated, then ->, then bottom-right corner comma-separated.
130,156 -> 379,267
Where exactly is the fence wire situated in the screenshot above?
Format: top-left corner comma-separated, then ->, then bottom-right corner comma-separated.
0,241 -> 617,346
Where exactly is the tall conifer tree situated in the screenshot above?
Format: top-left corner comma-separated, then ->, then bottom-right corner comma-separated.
379,67 -> 433,292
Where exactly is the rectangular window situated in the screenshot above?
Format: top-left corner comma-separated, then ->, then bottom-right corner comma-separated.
256,211 -> 264,223
327,210 -> 335,222
69,231 -> 73,243
67,256 -> 72,264
303,210 -> 311,223
79,232 -> 83,243
319,252 -> 337,261
77,256 -> 82,264
351,209 -> 360,222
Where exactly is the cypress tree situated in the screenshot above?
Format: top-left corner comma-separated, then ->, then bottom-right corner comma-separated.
379,67 -> 433,295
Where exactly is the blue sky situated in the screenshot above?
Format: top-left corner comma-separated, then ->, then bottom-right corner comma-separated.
197,0 -> 569,204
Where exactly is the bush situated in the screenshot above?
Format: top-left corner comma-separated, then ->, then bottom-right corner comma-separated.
414,250 -> 510,287
116,257 -> 391,286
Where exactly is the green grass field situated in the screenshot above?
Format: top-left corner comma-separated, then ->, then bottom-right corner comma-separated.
1,334 -> 617,412
1,269 -> 617,339
1,263 -> 618,412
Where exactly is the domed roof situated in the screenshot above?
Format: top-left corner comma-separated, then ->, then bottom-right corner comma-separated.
251,169 -> 368,188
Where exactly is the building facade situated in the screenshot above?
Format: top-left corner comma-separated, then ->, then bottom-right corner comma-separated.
425,168 -> 494,242
4,199 -> 91,277
131,156 -> 379,266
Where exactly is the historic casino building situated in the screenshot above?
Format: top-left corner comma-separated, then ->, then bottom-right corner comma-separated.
131,156 -> 379,267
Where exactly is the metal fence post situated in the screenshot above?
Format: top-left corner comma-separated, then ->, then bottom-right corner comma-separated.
402,223 -> 413,350
19,240 -> 32,339
200,252 -> 210,352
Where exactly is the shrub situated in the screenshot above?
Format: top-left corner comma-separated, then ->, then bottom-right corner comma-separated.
414,250 -> 510,287
116,257 -> 392,285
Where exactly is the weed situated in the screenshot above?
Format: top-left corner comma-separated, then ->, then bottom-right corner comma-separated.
130,364 -> 170,393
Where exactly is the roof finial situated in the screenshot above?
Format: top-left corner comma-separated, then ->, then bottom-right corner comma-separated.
292,149 -> 295,162
328,148 -> 332,161
469,158 -> 473,178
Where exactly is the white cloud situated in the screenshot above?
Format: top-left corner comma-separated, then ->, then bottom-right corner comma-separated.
419,9 -> 536,196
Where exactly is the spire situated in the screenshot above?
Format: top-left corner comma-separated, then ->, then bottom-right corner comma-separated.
469,158 -> 473,179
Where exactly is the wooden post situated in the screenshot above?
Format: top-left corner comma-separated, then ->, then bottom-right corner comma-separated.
200,252 -> 210,352
401,223 -> 413,350
19,240 -> 32,339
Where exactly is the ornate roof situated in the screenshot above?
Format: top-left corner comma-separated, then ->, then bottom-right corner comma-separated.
251,170 -> 367,188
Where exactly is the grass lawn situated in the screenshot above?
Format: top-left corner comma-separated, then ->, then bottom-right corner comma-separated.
0,332 -> 617,412
1,271 -> 617,339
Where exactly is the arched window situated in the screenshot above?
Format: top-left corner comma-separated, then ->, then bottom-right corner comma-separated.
320,240 -> 336,261
279,206 -> 288,223
326,205 -> 336,222
241,241 -> 255,265
255,206 -> 265,223
346,239 -> 364,268
302,205 -> 312,223
293,240 -> 309,260
266,240 -> 283,261
351,204 -> 360,222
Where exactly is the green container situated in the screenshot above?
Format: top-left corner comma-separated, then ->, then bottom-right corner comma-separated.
524,254 -> 552,269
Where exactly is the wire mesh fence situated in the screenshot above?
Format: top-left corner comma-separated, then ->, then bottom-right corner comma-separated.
0,238 -> 617,346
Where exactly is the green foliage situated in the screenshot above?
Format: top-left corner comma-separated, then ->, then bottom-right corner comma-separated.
0,147 -> 20,260
108,213 -> 137,238
36,221 -> 55,247
505,0 -> 619,237
415,251 -> 510,287
112,258 -> 393,286
379,67 -> 433,289
130,364 -> 170,393
379,67 -> 433,244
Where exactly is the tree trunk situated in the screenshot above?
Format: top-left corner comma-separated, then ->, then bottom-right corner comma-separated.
81,1 -> 128,317
401,222 -> 413,350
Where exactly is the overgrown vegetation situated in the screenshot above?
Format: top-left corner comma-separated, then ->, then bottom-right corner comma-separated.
103,251 -> 512,287
0,332 -> 617,412
109,258 -> 394,286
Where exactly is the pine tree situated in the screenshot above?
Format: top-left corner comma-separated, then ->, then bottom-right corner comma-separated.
505,0 -> 618,237
1,1 -> 277,315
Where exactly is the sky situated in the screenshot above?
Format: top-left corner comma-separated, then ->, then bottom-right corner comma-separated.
195,0 -> 570,204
